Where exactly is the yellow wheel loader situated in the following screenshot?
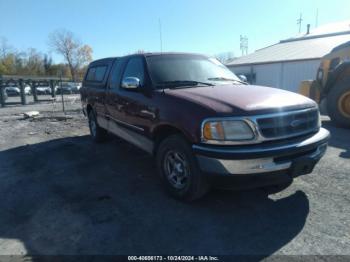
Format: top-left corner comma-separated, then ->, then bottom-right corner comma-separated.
300,41 -> 350,128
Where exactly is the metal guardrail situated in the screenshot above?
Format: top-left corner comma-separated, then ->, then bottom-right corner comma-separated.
0,75 -> 71,108
0,75 -> 68,81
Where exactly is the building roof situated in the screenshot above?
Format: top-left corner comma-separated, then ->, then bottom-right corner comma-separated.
292,20 -> 350,39
227,21 -> 350,67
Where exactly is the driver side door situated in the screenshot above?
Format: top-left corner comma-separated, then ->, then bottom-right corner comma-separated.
105,56 -> 156,153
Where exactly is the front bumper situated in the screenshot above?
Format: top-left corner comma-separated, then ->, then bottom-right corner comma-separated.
193,128 -> 330,178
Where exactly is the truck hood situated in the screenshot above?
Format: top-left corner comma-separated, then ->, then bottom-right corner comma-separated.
163,84 -> 317,114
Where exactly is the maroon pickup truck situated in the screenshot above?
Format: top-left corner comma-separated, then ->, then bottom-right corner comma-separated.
80,53 -> 330,200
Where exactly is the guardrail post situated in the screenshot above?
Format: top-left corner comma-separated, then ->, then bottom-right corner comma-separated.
50,80 -> 56,98
0,81 -> 5,107
60,78 -> 66,114
32,81 -> 38,102
19,79 -> 27,105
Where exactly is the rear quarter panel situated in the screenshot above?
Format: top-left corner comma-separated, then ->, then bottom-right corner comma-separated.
80,59 -> 116,114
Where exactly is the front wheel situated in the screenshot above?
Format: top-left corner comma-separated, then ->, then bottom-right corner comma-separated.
156,135 -> 209,201
327,78 -> 350,128
88,110 -> 107,142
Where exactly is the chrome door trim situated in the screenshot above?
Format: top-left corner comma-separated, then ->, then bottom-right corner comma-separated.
105,114 -> 144,132
108,120 -> 153,154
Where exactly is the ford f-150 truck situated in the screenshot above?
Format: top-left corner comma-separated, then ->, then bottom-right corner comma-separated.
80,53 -> 330,200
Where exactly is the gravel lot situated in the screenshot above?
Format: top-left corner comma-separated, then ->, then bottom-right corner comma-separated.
0,99 -> 349,257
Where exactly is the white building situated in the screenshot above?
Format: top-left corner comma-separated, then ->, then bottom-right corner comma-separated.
226,21 -> 350,92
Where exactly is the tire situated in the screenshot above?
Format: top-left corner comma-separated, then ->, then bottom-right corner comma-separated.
327,78 -> 350,128
156,135 -> 210,201
88,110 -> 107,143
263,179 -> 293,195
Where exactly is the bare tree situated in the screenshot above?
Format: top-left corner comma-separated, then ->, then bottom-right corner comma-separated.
49,29 -> 92,81
0,37 -> 13,59
25,48 -> 44,75
215,52 -> 235,64
43,54 -> 53,75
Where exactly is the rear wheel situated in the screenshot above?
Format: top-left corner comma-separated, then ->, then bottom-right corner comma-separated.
88,110 -> 107,142
327,79 -> 350,128
156,135 -> 209,201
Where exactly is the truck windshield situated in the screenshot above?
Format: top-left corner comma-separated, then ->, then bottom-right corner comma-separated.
146,54 -> 242,88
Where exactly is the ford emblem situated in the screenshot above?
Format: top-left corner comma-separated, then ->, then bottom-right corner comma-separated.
290,119 -> 303,127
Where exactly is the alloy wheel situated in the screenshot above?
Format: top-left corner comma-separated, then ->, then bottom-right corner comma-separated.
163,150 -> 190,189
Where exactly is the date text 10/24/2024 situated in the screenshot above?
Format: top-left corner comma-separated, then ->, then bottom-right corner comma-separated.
128,256 -> 219,261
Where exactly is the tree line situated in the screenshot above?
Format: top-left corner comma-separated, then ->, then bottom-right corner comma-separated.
1,28 -> 236,81
0,29 -> 93,81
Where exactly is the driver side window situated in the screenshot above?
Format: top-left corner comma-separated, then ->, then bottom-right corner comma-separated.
122,57 -> 145,86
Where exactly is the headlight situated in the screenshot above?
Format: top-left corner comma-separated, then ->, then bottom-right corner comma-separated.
202,120 -> 255,143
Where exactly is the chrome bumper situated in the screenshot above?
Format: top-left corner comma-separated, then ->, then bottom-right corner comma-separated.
194,128 -> 330,176
197,156 -> 292,175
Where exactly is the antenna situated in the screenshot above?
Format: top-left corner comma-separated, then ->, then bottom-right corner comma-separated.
315,8 -> 319,28
159,18 -> 163,53
297,13 -> 303,33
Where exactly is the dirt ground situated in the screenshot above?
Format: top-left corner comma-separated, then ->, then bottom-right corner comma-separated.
0,99 -> 349,257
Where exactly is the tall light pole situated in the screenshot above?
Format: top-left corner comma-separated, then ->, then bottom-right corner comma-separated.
159,18 -> 163,53
240,35 -> 248,56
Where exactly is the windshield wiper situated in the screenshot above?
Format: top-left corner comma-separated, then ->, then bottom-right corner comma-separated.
157,80 -> 214,89
208,77 -> 246,84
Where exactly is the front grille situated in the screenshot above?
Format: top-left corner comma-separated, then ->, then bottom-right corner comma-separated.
256,108 -> 319,140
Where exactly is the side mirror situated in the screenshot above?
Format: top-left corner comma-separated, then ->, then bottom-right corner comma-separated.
238,75 -> 248,83
121,77 -> 140,89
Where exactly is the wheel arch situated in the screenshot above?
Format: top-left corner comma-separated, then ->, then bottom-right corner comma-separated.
152,124 -> 193,155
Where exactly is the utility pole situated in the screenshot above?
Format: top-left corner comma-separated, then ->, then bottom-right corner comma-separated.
159,18 -> 163,53
240,35 -> 248,56
297,13 -> 303,33
315,8 -> 319,28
